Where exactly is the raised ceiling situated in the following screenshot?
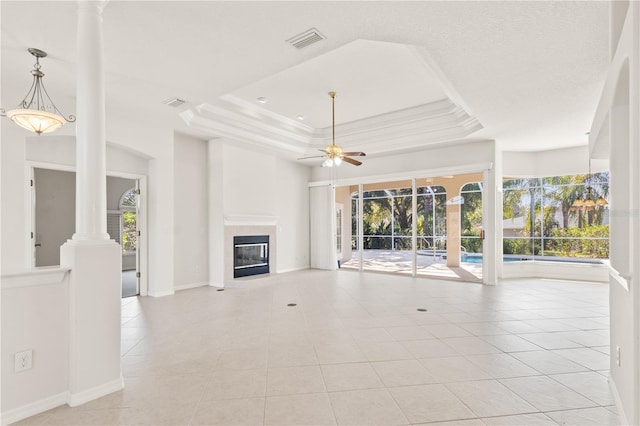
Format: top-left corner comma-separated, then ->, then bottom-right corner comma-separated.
1,1 -> 609,160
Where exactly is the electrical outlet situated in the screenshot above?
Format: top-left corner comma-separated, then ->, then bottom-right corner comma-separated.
14,349 -> 33,373
616,345 -> 621,367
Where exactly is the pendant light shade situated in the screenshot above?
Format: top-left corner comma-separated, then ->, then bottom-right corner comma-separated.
572,197 -> 585,208
1,48 -> 75,135
572,156 -> 608,211
6,109 -> 65,134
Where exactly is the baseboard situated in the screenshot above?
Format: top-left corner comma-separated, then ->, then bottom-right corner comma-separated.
276,266 -> 309,274
1,391 -> 69,426
175,281 -> 210,291
148,289 -> 175,297
67,376 -> 124,407
608,374 -> 630,425
208,282 -> 224,288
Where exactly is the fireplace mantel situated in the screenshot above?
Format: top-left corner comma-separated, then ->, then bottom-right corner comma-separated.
224,215 -> 278,227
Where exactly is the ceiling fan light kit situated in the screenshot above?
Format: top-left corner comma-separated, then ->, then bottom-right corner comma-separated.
298,91 -> 367,167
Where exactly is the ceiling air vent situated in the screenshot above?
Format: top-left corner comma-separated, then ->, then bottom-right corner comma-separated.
287,28 -> 325,49
162,97 -> 186,108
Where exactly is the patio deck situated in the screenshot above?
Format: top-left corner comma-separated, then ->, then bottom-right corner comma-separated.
341,250 -> 483,283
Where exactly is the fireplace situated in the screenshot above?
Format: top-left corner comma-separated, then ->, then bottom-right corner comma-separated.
233,235 -> 269,278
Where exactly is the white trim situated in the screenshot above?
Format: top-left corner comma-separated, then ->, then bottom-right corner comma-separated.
224,215 -> 278,226
308,162 -> 493,188
609,264 -> 631,291
182,94 -> 481,158
276,266 -> 309,274
67,376 -> 124,407
147,289 -> 175,298
1,391 -> 69,426
136,176 -> 148,297
1,266 -> 70,289
502,261 -> 609,283
174,281 -> 210,291
26,164 -> 35,269
608,374 -> 629,426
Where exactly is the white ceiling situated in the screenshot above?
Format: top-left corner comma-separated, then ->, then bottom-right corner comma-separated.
230,39 -> 450,128
1,1 -> 609,156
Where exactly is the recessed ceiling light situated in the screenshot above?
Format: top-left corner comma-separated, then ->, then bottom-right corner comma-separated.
257,97 -> 268,104
297,115 -> 304,121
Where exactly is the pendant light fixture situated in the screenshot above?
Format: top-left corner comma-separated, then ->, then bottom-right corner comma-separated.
1,48 -> 75,135
572,157 -> 608,210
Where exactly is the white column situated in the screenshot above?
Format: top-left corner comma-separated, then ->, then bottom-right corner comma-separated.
358,183 -> 364,272
73,0 -> 109,241
208,139 -> 225,287
60,0 -> 122,406
411,178 -> 417,277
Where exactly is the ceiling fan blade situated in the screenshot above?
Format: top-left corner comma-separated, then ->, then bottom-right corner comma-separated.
342,156 -> 362,166
298,155 -> 326,160
341,152 -> 366,157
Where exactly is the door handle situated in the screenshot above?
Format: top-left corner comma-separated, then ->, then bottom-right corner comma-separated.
35,243 -> 42,247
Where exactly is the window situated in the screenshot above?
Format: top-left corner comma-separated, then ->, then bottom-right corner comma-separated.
351,186 -> 447,252
336,207 -> 342,253
460,182 -> 483,254
120,188 -> 137,253
502,173 -> 609,261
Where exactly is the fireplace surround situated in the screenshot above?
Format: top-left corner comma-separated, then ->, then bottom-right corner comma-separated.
223,216 -> 277,282
233,235 -> 269,278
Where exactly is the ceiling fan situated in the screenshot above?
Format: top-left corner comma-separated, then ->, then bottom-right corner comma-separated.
299,91 -> 366,167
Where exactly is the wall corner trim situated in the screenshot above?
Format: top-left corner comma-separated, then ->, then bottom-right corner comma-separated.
608,373 -> 629,426
67,376 -> 124,408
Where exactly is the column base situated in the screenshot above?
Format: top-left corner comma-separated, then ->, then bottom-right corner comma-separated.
60,239 -> 122,399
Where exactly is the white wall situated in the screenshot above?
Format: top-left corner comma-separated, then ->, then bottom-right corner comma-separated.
222,144 -> 278,216
173,133 -> 209,289
1,124 -> 32,272
310,140 -> 495,184
1,132 -> 150,274
502,145 -> 603,177
105,113 -> 175,297
275,158 -> 311,272
1,269 -> 70,424
0,109 -> 175,421
588,2 -> 639,423
209,141 -> 311,279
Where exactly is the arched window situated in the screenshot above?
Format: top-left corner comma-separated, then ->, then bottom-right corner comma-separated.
119,188 -> 137,253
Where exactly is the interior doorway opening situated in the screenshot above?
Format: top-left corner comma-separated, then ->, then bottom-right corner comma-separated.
32,167 -> 145,297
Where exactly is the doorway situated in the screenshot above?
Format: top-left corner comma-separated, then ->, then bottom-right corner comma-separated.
107,176 -> 140,297
339,173 -> 484,282
32,167 -> 144,297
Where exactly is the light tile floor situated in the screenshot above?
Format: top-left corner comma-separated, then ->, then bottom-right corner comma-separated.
16,270 -> 621,425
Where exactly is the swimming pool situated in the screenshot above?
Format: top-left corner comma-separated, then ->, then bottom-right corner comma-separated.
462,255 -> 527,264
462,255 -> 603,264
